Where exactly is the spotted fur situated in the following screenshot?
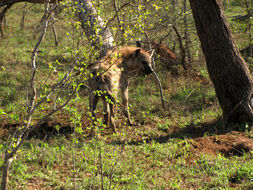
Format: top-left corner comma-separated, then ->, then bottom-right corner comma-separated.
88,46 -> 153,133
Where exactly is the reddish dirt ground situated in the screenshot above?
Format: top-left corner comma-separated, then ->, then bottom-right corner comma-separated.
1,114 -> 253,157
192,131 -> 253,157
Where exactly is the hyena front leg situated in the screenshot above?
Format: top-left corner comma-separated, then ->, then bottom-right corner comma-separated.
89,94 -> 99,135
89,94 -> 99,118
102,99 -> 110,126
121,86 -> 133,126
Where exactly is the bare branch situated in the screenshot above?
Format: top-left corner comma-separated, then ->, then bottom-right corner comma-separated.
1,3 -> 60,189
0,3 -> 14,37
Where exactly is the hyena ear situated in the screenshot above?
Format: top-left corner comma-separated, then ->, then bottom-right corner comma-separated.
136,41 -> 142,47
135,48 -> 141,56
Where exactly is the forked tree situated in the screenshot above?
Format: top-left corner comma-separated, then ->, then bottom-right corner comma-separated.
189,0 -> 253,124
0,0 -> 61,37
1,1 -> 113,189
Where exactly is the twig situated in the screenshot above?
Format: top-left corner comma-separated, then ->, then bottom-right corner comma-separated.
0,3 -> 63,189
152,71 -> 165,109
99,146 -> 104,190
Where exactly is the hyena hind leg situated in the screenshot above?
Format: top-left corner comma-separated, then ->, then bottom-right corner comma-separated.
103,93 -> 117,133
121,87 -> 133,126
109,103 -> 117,133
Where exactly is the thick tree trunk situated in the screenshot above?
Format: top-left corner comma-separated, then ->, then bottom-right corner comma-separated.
189,0 -> 253,124
75,0 -> 114,58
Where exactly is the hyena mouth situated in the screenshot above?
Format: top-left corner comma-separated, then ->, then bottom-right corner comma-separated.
143,66 -> 153,75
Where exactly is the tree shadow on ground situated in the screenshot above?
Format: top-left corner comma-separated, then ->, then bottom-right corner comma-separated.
112,116 -> 251,146
111,117 -> 253,157
0,121 -> 74,142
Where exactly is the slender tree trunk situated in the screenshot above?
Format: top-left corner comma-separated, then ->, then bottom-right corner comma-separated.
0,3 -> 13,37
249,23 -> 252,58
20,2 -> 27,31
51,11 -> 58,46
112,0 -> 125,46
171,0 -> 178,52
183,0 -> 191,65
189,0 -> 253,124
1,4 -> 54,189
244,0 -> 252,58
247,3 -> 252,58
1,156 -> 13,190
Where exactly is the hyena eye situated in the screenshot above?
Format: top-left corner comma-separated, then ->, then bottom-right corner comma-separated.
142,61 -> 148,65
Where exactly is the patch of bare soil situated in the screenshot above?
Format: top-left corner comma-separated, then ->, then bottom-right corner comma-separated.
0,122 -> 19,140
191,131 -> 253,157
1,114 -> 253,158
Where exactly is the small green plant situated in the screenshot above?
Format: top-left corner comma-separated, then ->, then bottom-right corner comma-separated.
157,119 -> 171,132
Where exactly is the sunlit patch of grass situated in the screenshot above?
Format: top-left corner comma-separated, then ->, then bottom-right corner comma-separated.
157,119 -> 172,132
195,153 -> 253,189
0,72 -> 27,109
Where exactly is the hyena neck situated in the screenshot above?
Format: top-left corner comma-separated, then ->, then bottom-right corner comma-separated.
121,61 -> 128,72
120,60 -> 135,72
117,47 -> 140,72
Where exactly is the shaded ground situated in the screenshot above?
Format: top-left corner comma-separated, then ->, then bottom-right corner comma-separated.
1,114 -> 253,158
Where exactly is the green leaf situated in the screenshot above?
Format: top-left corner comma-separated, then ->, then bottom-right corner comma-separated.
0,109 -> 6,115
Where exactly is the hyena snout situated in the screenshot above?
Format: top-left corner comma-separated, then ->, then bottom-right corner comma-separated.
142,61 -> 153,75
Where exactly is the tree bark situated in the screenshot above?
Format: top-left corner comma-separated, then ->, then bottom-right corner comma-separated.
1,4 -> 58,189
1,156 -> 13,190
183,0 -> 191,65
0,0 -> 60,38
0,3 -> 13,37
189,0 -> 253,124
75,0 -> 114,58
0,0 -> 60,6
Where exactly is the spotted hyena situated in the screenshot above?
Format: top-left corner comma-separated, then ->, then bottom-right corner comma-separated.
88,46 -> 153,133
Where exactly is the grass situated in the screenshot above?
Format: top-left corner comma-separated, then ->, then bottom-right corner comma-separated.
0,1 -> 253,190
1,135 -> 252,189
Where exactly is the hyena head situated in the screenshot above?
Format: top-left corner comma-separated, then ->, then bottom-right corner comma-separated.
123,47 -> 153,75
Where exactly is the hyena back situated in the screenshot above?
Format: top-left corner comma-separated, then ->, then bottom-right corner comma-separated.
89,46 -> 153,134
